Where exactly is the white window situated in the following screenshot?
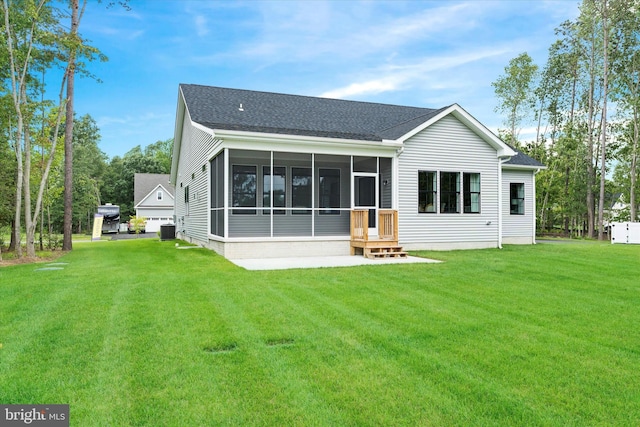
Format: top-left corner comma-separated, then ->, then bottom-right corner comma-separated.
157,190 -> 163,201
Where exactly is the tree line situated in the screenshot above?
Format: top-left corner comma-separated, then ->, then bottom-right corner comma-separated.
1,0 -> 175,260
492,0 -> 640,239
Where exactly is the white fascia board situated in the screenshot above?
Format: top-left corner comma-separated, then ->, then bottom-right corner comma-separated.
502,164 -> 547,171
135,184 -> 176,210
212,129 -> 402,157
170,90 -> 185,184
390,104 -> 517,158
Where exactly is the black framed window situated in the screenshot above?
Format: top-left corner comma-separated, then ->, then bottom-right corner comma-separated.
292,167 -> 312,214
418,171 -> 437,213
440,172 -> 460,213
463,173 -> 481,213
319,168 -> 340,215
510,183 -> 525,215
232,165 -> 256,214
263,166 -> 286,215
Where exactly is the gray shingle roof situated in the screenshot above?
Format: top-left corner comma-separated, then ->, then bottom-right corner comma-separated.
134,173 -> 174,205
503,144 -> 545,168
180,84 -> 447,141
179,84 -> 543,167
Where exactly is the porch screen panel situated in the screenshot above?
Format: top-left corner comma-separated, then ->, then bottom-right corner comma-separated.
209,153 -> 225,237
318,168 -> 340,215
232,165 -> 257,214
292,167 -> 312,215
353,156 -> 377,173
228,150 -> 270,237
315,154 -> 351,236
379,157 -> 392,209
263,166 -> 286,215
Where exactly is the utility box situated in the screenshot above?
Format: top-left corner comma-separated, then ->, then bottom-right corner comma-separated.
611,222 -> 640,244
160,224 -> 176,241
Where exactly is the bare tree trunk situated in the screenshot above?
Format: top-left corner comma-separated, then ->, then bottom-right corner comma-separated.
597,0 -> 609,241
586,32 -> 597,239
2,0 -> 47,258
631,110 -> 639,221
23,125 -> 36,258
63,0 -> 80,251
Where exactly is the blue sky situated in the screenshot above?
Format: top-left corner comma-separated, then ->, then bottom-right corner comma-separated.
74,0 -> 581,159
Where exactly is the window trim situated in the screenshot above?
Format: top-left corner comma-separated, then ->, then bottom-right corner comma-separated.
439,171 -> 460,214
510,182 -> 525,215
463,172 -> 481,214
184,185 -> 190,216
418,170 -> 437,214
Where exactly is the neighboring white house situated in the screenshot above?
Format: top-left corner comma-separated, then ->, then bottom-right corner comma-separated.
133,173 -> 175,233
170,84 -> 544,259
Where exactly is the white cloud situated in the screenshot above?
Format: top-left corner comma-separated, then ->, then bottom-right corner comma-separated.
321,78 -> 401,99
238,1 -> 486,64
320,48 -> 509,99
194,15 -> 209,37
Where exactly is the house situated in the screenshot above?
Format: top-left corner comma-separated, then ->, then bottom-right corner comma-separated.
170,84 -> 544,259
133,173 -> 175,233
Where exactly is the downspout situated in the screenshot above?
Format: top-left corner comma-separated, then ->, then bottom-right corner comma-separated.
394,146 -> 404,210
393,145 -> 403,245
533,168 -> 541,244
498,158 -> 510,249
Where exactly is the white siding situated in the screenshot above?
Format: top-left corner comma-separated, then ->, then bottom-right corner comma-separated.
502,169 -> 536,244
174,116 -> 219,244
398,114 -> 500,250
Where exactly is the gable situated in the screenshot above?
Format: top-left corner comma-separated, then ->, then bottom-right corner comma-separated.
134,173 -> 175,205
389,104 -> 516,158
135,184 -> 175,209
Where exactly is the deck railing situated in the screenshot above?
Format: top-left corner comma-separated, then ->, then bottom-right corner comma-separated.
350,209 -> 369,241
378,209 -> 398,241
350,209 -> 398,242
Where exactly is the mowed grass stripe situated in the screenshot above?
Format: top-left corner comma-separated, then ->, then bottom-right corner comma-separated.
192,273 -> 351,425
0,239 -> 639,425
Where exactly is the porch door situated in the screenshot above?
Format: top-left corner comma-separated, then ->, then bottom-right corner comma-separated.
353,173 -> 378,236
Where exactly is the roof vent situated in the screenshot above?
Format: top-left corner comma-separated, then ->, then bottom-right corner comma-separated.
238,103 -> 244,112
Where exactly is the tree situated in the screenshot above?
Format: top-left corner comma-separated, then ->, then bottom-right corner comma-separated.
46,114 -> 106,234
128,215 -> 146,236
492,52 -> 539,146
144,138 -> 173,173
1,0 -> 60,257
62,0 -> 81,251
492,0 -> 640,238
1,0 -> 105,257
610,0 -> 640,222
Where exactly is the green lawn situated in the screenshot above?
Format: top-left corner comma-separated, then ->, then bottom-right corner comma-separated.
1,239 -> 639,426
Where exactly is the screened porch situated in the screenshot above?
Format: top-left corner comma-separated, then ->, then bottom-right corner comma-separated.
208,149 -> 393,239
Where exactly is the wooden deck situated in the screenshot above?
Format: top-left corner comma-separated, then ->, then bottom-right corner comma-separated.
350,210 -> 407,259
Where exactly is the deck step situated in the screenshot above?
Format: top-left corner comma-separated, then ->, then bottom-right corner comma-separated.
364,246 -> 408,259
